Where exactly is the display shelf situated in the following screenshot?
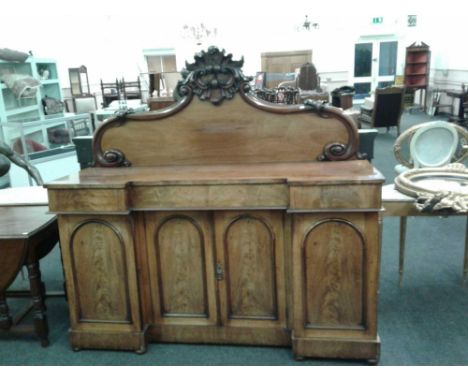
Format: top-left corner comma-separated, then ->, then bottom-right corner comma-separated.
40,82 -> 62,99
0,61 -> 33,77
5,105 -> 39,116
0,56 -> 63,131
403,42 -> 431,111
405,64 -> 428,76
1,113 -> 93,156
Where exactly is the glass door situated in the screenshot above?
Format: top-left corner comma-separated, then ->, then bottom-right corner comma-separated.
353,39 -> 398,100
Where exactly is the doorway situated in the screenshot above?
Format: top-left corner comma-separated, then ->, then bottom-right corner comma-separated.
353,38 -> 398,100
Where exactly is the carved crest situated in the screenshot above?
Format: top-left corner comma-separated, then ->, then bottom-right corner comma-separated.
176,46 -> 253,105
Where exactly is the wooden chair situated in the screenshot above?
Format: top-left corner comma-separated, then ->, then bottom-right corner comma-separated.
120,77 -> 142,102
72,95 -> 98,133
0,141 -> 59,346
100,79 -> 120,107
278,63 -> 329,103
359,86 -> 405,136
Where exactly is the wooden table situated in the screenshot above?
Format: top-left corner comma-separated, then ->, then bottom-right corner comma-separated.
0,186 -> 58,346
382,184 -> 468,285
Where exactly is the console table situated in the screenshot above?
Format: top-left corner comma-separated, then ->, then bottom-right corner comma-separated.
382,184 -> 468,285
46,47 -> 384,362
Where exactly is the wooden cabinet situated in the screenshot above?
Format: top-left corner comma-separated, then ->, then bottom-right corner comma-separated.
46,47 -> 383,362
291,212 -> 380,360
57,214 -> 146,352
145,211 -> 218,329
143,210 -> 289,345
404,42 -> 431,110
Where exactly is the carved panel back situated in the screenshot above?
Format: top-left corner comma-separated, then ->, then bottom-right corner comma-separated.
97,97 -> 357,167
93,47 -> 359,168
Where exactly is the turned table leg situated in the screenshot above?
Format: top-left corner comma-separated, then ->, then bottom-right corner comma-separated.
0,292 -> 12,330
399,217 -> 407,287
27,261 -> 49,347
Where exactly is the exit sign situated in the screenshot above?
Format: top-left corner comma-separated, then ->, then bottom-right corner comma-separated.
372,17 -> 383,24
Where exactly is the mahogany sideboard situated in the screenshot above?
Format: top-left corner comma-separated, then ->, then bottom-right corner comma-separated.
46,47 -> 384,362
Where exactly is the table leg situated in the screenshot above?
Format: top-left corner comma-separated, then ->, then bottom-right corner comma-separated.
463,216 -> 468,286
26,261 -> 49,346
399,217 -> 407,287
0,292 -> 12,330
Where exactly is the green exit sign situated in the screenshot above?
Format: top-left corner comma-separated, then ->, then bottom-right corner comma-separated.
372,17 -> 383,24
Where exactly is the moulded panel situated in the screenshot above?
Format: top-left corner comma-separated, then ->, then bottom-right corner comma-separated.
302,219 -> 365,329
155,216 -> 209,318
224,216 -> 277,320
70,220 -> 131,323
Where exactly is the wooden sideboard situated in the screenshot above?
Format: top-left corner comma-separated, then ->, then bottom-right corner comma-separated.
46,47 -> 384,362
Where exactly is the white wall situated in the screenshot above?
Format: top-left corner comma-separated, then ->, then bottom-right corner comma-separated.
1,0 -> 466,92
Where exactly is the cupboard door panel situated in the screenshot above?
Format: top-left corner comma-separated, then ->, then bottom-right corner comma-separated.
146,212 -> 217,325
292,213 -> 381,339
70,220 -> 131,323
302,219 -> 364,328
157,217 -> 208,316
225,216 -> 277,319
215,211 -> 286,328
59,215 -> 142,331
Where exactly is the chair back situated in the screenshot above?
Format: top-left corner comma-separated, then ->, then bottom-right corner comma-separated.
372,86 -> 404,128
73,95 -> 97,113
297,63 -> 319,91
410,122 -> 458,167
394,121 -> 468,170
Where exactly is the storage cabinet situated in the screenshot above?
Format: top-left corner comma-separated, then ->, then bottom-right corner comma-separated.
0,57 -> 91,157
403,42 -> 431,111
144,210 -> 288,345
57,214 -> 146,352
46,47 -> 384,362
291,212 -> 380,360
0,57 -> 63,125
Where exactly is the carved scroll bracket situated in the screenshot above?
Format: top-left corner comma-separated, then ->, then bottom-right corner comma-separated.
303,101 -> 359,161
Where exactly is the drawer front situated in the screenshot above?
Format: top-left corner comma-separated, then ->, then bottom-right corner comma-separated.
48,188 -> 128,213
289,184 -> 381,210
131,184 -> 288,210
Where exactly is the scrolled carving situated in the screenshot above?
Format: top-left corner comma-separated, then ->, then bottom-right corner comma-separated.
175,46 -> 253,105
318,143 -> 351,161
99,149 -> 131,167
302,99 -> 358,162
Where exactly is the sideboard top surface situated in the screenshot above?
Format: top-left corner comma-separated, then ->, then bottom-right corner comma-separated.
46,160 -> 384,189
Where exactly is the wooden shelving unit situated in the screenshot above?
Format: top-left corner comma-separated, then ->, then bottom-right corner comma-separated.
0,57 -> 72,152
404,42 -> 431,111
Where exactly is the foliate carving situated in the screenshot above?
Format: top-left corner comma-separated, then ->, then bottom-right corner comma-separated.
176,46 -> 253,105
395,163 -> 468,213
416,191 -> 468,213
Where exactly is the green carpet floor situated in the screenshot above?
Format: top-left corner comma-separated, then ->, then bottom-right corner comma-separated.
1,110 -> 467,365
